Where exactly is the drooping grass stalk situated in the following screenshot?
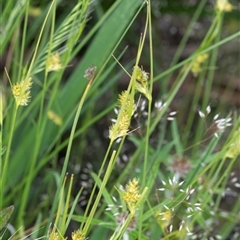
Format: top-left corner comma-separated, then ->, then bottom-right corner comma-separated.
47,67 -> 96,229
80,60 -> 141,233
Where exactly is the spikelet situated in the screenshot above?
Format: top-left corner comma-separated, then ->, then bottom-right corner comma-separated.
122,178 -> 141,213
191,53 -> 208,76
72,230 -> 87,240
134,66 -> 151,101
47,110 -> 63,126
216,0 -> 234,12
47,232 -> 62,240
155,209 -> 172,228
11,77 -> 33,106
225,128 -> 240,159
109,91 -> 135,141
46,52 -> 62,72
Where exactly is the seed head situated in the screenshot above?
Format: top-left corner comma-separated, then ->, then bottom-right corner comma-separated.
46,52 -> 62,72
72,230 -> 87,240
48,231 -> 67,240
191,54 -> 208,76
155,209 -> 172,228
133,66 -> 151,101
12,77 -> 33,106
122,178 -> 141,212
216,0 -> 234,12
225,128 -> 240,159
84,65 -> 97,80
134,65 -> 149,83
109,91 -> 135,141
47,110 -> 63,126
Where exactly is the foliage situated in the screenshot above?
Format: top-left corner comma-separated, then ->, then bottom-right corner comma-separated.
0,0 -> 239,239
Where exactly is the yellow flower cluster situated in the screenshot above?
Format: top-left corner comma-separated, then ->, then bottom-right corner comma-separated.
47,229 -> 86,240
216,0 -> 234,12
155,209 -> 172,228
12,77 -> 33,106
46,52 -> 62,72
72,230 -> 86,240
134,66 -> 151,101
48,232 -> 66,240
109,91 -> 135,141
122,178 -> 141,212
225,128 -> 240,159
191,53 -> 208,76
47,110 -> 63,126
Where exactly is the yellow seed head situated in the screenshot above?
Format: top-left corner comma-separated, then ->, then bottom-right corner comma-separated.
46,52 -> 62,72
118,91 -> 135,116
29,6 -> 42,17
133,66 -> 151,101
191,53 -> 209,76
196,53 -> 208,63
72,229 -> 86,240
225,128 -> 240,159
47,110 -> 63,126
134,66 -> 149,83
48,230 -> 67,240
12,77 -> 33,106
216,0 -> 234,12
109,91 -> 135,141
155,209 -> 172,228
122,178 -> 141,212
48,232 -> 59,240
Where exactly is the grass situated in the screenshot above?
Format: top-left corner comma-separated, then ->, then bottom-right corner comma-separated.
0,0 -> 240,239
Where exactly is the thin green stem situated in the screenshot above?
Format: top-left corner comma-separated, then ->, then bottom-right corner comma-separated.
25,0 -> 55,79
48,72 -> 95,228
61,174 -> 74,234
17,0 -> 30,83
82,150 -> 117,234
1,105 -> 18,199
0,94 -> 3,210
139,0 -> 153,238
80,141 -> 113,231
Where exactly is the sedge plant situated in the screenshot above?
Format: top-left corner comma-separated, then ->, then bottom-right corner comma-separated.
0,0 -> 239,239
